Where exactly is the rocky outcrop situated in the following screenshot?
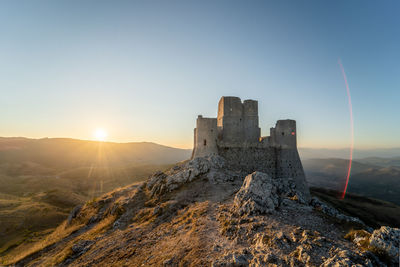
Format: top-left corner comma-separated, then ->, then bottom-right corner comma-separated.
146,155 -> 225,197
233,171 -> 306,216
310,197 -> 365,225
233,172 -> 279,215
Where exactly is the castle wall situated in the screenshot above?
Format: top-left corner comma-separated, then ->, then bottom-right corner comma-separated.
218,146 -> 310,200
192,116 -> 218,158
217,146 -> 277,177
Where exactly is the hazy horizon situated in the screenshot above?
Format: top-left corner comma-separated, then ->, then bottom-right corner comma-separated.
2,136 -> 400,160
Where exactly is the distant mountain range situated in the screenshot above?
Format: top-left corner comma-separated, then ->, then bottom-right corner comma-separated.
0,137 -> 192,170
299,147 -> 400,159
303,157 -> 400,205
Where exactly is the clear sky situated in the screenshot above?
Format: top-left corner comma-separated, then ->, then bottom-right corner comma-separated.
1,0 -> 399,149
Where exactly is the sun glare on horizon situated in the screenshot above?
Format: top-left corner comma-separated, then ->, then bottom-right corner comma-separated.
93,128 -> 108,141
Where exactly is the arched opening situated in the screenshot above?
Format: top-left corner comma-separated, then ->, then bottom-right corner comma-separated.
203,139 -> 207,146
281,132 -> 285,136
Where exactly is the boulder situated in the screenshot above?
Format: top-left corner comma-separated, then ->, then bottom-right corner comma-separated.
233,171 -> 310,216
233,172 -> 279,215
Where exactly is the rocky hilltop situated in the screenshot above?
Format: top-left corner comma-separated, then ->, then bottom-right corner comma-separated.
9,156 -> 400,266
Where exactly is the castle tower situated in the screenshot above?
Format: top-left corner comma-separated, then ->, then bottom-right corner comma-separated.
271,120 -> 297,148
243,99 -> 261,143
217,96 -> 244,144
191,115 -> 218,158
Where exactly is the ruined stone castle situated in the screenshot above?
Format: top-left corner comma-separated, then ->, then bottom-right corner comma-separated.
192,96 -> 309,198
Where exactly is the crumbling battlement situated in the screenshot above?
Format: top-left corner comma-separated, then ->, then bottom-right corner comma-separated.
192,96 -> 297,158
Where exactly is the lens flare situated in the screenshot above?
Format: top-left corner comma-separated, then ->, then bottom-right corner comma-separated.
338,59 -> 354,200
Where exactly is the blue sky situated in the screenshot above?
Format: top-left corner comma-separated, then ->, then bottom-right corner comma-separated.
1,0 -> 399,148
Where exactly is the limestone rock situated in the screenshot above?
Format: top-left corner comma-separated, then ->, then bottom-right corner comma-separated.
369,226 -> 400,264
233,172 -> 279,215
233,171 -> 308,216
146,155 -> 225,197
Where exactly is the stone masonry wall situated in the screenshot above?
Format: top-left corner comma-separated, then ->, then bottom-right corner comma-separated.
217,146 -> 310,200
217,146 -> 278,177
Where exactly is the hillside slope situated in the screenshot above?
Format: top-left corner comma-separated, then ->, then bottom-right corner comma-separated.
0,137 -> 191,259
4,156 -> 399,266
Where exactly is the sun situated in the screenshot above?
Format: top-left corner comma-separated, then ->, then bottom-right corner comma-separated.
93,128 -> 108,141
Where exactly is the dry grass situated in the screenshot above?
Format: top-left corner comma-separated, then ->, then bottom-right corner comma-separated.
1,199 -> 103,265
3,211 -> 117,266
2,221 -> 83,265
41,214 -> 117,266
344,229 -> 371,250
